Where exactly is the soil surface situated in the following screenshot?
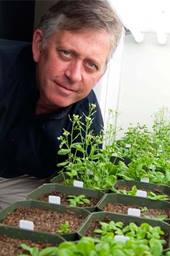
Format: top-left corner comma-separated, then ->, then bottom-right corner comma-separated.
85,219 -> 103,237
104,203 -> 170,221
0,235 -> 51,256
1,207 -> 86,234
39,192 -> 99,207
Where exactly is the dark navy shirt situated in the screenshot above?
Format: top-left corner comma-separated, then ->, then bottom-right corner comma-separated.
0,39 -> 103,178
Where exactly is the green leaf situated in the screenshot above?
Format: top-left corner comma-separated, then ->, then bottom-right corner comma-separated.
71,143 -> 85,153
19,243 -> 39,256
57,160 -> 69,167
76,237 -> 96,255
149,238 -> 163,256
39,247 -> 59,256
58,148 -> 70,155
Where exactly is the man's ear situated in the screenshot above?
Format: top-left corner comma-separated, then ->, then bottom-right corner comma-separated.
32,29 -> 43,62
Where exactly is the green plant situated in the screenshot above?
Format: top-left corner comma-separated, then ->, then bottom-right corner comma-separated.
164,251 -> 170,256
18,224 -> 167,256
140,207 -> 168,221
110,108 -> 170,186
94,221 -> 124,238
116,153 -> 170,185
18,243 -> 40,256
67,194 -> 90,207
114,123 -> 153,160
56,106 -> 170,188
57,221 -> 70,234
115,185 -> 169,201
94,220 -> 165,246
148,191 -> 169,201
140,206 -> 148,213
57,104 -> 118,190
19,243 -> 59,256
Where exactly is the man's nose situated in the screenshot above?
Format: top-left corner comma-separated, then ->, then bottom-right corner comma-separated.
65,61 -> 82,83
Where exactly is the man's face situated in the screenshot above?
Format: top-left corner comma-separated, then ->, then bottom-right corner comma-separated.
33,28 -> 111,112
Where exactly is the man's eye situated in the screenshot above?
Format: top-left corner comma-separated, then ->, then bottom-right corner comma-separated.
58,49 -> 72,59
62,50 -> 71,57
85,61 -> 99,72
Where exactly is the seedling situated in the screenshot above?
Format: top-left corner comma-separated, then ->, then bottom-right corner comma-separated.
57,221 -> 70,234
141,206 -> 148,213
140,207 -> 168,221
94,221 -> 124,238
94,220 -> 165,244
117,185 -> 169,201
67,194 -> 90,207
148,191 -> 169,201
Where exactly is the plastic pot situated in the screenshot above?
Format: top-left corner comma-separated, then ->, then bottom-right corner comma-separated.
78,211 -> 170,248
0,224 -> 64,245
97,193 -> 170,223
114,180 -> 170,201
0,200 -> 90,241
27,183 -> 105,212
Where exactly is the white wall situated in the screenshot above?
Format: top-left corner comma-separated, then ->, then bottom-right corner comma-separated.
94,32 -> 124,126
117,32 -> 170,131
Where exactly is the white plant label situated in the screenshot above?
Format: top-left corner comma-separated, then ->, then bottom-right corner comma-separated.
136,189 -> 147,198
48,195 -> 61,205
19,219 -> 34,231
140,177 -> 149,183
128,208 -> 141,217
114,235 -> 130,242
73,180 -> 84,188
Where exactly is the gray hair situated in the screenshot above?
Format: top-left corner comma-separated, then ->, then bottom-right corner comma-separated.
38,0 -> 122,55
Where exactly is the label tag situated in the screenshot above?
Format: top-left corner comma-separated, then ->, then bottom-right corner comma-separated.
128,208 -> 141,217
140,177 -> 149,183
136,189 -> 147,198
114,235 -> 130,242
48,195 -> 61,205
73,180 -> 84,188
19,219 -> 34,231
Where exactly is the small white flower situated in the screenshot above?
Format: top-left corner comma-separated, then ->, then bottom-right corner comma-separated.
125,144 -> 131,148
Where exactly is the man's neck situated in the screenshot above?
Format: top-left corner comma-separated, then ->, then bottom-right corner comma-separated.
35,99 -> 58,115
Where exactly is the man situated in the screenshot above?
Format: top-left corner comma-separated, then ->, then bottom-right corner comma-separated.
0,0 -> 122,208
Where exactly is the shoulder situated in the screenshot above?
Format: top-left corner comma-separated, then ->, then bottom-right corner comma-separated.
0,39 -> 31,63
0,39 -> 31,74
0,39 -> 34,96
0,39 -> 32,75
0,39 -> 30,53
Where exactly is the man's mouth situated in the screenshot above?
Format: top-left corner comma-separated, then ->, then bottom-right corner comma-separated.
59,83 -> 75,92
54,78 -> 79,90
54,81 -> 77,95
